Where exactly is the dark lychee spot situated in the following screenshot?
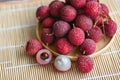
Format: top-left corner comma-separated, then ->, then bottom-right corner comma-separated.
40,52 -> 49,60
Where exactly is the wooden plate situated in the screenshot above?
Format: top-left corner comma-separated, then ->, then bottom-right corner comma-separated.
36,23 -> 116,61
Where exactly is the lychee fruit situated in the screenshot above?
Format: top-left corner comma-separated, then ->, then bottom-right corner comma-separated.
75,15 -> 93,31
86,0 -> 99,2
36,49 -> 52,65
85,1 -> 102,20
70,0 -> 86,9
104,20 -> 117,37
80,39 -> 96,55
101,3 -> 109,16
87,26 -> 103,42
36,6 -> 49,21
77,56 -> 94,73
60,5 -> 77,22
42,17 -> 55,28
53,20 -> 70,37
49,1 -> 64,17
68,27 -> 85,46
26,39 -> 43,56
54,55 -> 71,72
56,38 -> 73,55
41,28 -> 54,45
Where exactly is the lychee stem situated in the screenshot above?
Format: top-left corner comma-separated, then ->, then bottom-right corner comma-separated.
46,33 -> 54,36
86,31 -> 90,36
73,24 -> 76,28
40,52 -> 49,60
102,22 -> 106,41
83,51 -> 86,55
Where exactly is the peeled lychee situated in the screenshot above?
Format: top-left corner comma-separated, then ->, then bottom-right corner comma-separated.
68,27 -> 85,46
49,1 -> 64,17
104,20 -> 117,37
53,20 -> 70,37
36,6 -> 49,21
56,38 -> 73,55
101,3 -> 109,16
54,55 -> 71,72
77,56 -> 94,73
41,28 -> 54,45
26,39 -> 43,56
75,15 -> 93,31
85,1 -> 102,20
60,5 -> 77,22
70,0 -> 86,9
80,39 -> 96,55
88,26 -> 103,42
36,49 -> 52,65
42,17 -> 55,28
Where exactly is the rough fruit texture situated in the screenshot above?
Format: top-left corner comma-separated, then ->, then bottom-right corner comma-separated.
60,5 -> 77,22
70,0 -> 86,9
36,49 -> 52,65
49,1 -> 64,17
75,15 -> 93,31
41,28 -> 54,45
86,0 -> 99,2
77,56 -> 94,73
88,26 -> 103,42
85,1 -> 101,20
42,17 -> 55,28
54,55 -> 71,72
53,20 -> 70,37
101,3 -> 109,16
104,20 -> 117,37
80,39 -> 96,55
68,27 -> 85,46
26,39 -> 43,56
56,38 -> 73,55
36,6 -> 49,21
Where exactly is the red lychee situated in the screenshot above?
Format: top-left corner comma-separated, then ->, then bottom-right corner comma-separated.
75,15 -> 93,31
41,28 -> 54,45
80,39 -> 96,55
26,39 -> 43,56
77,56 -> 94,73
60,5 -> 77,22
87,26 -> 103,42
104,20 -> 117,37
101,3 -> 109,16
85,1 -> 102,20
49,1 -> 64,17
70,0 -> 86,9
53,20 -> 70,37
42,17 -> 55,28
86,0 -> 99,2
56,38 -> 73,55
68,27 -> 85,46
36,6 -> 49,21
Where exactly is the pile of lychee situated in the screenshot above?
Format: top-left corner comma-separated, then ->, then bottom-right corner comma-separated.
26,0 -> 117,73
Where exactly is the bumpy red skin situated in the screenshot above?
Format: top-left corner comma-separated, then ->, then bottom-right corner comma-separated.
68,27 -> 85,46
104,20 -> 117,37
60,5 -> 77,22
56,38 -> 73,55
85,1 -> 102,20
80,39 -> 96,55
26,39 -> 43,56
53,20 -> 70,37
36,6 -> 49,21
77,56 -> 94,73
49,1 -> 64,17
70,0 -> 86,9
41,28 -> 54,45
42,17 -> 55,28
101,3 -> 109,16
75,15 -> 93,31
88,26 -> 103,42
86,0 -> 99,2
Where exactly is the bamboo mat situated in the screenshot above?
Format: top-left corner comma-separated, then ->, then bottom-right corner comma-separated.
0,0 -> 120,80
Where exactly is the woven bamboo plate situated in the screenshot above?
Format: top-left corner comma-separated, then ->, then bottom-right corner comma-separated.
36,23 -> 116,61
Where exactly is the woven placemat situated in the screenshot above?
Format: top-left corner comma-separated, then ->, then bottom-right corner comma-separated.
0,0 -> 120,80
